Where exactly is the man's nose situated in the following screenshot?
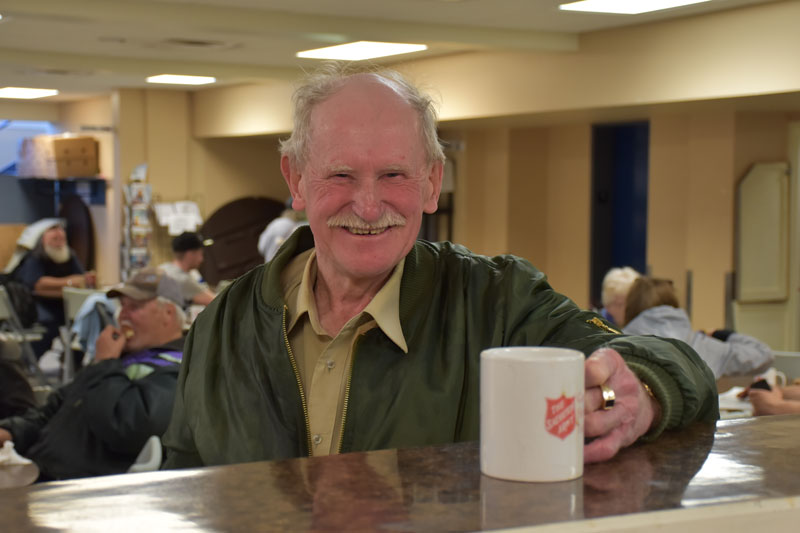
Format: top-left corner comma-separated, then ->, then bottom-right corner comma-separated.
352,180 -> 382,222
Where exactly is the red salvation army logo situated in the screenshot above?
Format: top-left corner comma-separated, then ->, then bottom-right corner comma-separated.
544,395 -> 576,440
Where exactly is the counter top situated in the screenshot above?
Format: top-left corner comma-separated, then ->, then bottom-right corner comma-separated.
2,415 -> 800,531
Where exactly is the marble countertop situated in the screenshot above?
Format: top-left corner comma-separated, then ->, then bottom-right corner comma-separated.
2,415 -> 800,531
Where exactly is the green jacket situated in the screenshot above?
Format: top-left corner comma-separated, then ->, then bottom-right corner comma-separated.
162,226 -> 718,468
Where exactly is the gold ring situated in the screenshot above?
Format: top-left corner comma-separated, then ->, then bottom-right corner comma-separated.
600,383 -> 616,410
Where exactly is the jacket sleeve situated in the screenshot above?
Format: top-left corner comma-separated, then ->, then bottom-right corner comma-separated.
690,331 -> 774,379
80,359 -> 179,454
0,387 -> 65,454
161,327 -> 204,469
501,258 -> 719,439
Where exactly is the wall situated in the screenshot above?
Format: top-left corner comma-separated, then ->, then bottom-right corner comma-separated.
399,1 -> 800,122
442,124 -> 592,307
58,96 -> 117,284
189,136 -> 287,217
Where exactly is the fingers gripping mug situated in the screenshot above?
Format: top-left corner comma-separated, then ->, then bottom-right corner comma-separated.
480,347 -> 584,482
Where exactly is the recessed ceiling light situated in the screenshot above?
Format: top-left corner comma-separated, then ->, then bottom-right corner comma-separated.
146,74 -> 216,85
297,41 -> 427,61
0,87 -> 59,99
559,0 -> 711,15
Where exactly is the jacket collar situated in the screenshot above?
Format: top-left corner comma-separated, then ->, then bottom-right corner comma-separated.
260,225 -> 432,336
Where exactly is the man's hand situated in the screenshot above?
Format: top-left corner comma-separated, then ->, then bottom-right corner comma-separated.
0,428 -> 12,445
584,348 -> 661,463
84,271 -> 97,289
94,325 -> 126,361
749,386 -> 800,415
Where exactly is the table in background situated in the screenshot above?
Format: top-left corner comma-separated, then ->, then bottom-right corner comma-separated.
2,415 -> 800,532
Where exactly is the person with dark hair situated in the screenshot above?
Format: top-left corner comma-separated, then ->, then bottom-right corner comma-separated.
622,276 -> 773,379
12,221 -> 96,356
159,232 -> 215,307
163,63 -> 718,470
0,268 -> 185,480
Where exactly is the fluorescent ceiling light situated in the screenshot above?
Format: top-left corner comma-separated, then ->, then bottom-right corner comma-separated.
146,74 -> 216,85
0,87 -> 58,99
559,0 -> 711,15
297,41 -> 427,61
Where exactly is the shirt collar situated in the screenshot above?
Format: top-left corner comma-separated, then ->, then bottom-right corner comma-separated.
292,250 -> 408,354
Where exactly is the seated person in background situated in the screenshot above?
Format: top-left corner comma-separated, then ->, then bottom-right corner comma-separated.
748,382 -> 800,415
622,277 -> 773,380
159,232 -> 215,307
599,266 -> 641,326
163,64 -> 718,470
12,221 -> 96,355
0,267 -> 185,480
257,199 -> 308,262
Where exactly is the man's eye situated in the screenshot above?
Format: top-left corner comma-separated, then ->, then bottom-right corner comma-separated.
384,172 -> 402,178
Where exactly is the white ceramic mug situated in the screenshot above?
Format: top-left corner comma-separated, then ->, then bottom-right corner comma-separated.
757,367 -> 787,388
480,346 -> 584,482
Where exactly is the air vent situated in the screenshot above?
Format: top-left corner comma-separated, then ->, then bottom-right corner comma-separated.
159,38 -> 238,50
21,67 -> 94,77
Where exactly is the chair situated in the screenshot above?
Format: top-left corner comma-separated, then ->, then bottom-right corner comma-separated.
127,436 -> 162,473
60,287 -> 105,383
0,286 -> 48,387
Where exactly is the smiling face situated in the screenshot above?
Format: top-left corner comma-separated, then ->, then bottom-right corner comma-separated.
282,76 -> 443,286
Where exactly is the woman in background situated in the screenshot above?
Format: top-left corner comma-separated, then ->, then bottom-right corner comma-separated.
622,277 -> 773,379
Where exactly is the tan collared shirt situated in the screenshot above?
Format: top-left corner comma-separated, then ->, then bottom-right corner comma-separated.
281,248 -> 408,456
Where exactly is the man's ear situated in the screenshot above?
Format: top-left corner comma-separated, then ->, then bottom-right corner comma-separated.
422,160 -> 444,214
281,156 -> 306,211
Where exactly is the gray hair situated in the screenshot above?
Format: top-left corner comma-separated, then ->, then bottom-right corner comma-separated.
279,62 -> 445,169
156,296 -> 187,331
601,267 -> 641,307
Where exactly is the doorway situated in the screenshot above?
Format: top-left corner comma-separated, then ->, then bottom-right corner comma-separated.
589,122 -> 649,309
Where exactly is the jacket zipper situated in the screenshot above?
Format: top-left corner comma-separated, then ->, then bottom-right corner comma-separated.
282,305 -> 312,456
336,337 -> 361,453
337,336 -> 359,454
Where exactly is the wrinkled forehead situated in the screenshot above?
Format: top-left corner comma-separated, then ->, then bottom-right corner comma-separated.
306,80 -> 425,165
310,78 -> 420,134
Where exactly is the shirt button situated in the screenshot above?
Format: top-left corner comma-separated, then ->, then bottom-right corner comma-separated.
326,360 -> 336,370
313,434 -> 323,445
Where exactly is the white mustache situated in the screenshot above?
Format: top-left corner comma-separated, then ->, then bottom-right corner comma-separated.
327,212 -> 406,230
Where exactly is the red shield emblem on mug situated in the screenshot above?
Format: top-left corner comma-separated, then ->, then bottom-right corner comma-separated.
544,395 -> 576,440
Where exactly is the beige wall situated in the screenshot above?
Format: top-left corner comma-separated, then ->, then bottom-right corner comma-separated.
190,2 -> 800,137
543,125 -> 592,307
444,124 -> 591,307
114,90 -> 288,268
113,89 -> 192,268
0,100 -> 58,122
507,128 -> 548,269
58,96 -> 118,285
399,1 -> 800,122
189,136 -> 287,217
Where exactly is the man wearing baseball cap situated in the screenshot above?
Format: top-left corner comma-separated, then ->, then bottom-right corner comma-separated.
159,231 -> 215,307
0,267 -> 185,480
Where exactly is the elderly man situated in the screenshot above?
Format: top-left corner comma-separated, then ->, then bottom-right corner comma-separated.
13,221 -> 96,355
159,232 -> 215,307
163,65 -> 717,469
0,267 -> 185,480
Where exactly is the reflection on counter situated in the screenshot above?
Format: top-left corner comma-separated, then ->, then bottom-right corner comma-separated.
2,416 -> 800,532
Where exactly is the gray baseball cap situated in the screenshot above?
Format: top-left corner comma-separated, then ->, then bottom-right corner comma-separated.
107,267 -> 183,307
